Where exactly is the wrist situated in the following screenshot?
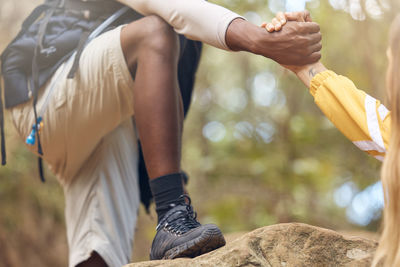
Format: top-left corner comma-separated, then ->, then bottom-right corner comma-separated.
295,62 -> 327,88
296,62 -> 325,76
226,18 -> 266,54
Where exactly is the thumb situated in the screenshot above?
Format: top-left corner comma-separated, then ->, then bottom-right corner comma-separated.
284,11 -> 312,22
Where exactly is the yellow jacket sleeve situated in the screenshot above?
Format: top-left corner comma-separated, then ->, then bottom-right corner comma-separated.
310,70 -> 391,161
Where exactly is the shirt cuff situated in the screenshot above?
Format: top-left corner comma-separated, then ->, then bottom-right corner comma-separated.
310,70 -> 337,97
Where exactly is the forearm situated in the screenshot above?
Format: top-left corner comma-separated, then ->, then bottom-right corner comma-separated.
225,18 -> 261,53
117,0 -> 243,50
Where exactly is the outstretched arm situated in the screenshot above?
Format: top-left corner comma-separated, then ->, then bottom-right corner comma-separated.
118,0 -> 241,50
117,0 -> 322,65
289,63 -> 391,161
264,11 -> 391,161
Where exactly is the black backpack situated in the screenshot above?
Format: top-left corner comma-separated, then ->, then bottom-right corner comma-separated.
0,0 -> 135,180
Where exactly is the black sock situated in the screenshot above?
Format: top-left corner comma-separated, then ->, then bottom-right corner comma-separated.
149,173 -> 184,223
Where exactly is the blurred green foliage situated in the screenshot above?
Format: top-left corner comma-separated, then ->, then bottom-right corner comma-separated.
0,0 -> 398,265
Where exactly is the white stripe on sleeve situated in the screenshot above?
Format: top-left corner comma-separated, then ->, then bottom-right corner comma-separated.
353,140 -> 386,153
365,95 -> 386,152
378,104 -> 389,121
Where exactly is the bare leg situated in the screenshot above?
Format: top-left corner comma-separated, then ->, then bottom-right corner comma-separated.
120,16 -> 183,179
118,16 -> 224,262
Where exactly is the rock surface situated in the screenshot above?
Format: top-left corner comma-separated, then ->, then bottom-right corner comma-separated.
126,223 -> 379,267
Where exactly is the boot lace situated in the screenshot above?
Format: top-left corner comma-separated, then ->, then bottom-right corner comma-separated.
158,194 -> 201,235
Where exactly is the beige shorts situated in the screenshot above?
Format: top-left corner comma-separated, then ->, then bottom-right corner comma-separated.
10,26 -> 140,267
64,119 -> 140,267
10,25 -> 135,185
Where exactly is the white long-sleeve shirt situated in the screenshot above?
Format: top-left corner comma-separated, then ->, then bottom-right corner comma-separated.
116,0 -> 244,50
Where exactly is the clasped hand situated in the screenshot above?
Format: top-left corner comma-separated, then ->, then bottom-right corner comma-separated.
256,10 -> 321,66
261,11 -> 322,73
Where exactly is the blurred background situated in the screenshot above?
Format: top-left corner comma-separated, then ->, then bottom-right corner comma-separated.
0,0 -> 399,265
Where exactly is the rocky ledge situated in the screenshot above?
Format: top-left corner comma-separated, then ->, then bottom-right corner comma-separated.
126,223 -> 378,267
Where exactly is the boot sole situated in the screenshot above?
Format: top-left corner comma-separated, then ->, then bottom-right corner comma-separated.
163,226 -> 226,259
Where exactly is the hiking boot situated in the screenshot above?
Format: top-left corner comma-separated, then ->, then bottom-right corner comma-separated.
150,195 -> 226,260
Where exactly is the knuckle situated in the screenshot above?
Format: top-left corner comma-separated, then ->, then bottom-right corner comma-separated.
313,34 -> 322,43
313,22 -> 321,31
301,36 -> 309,46
292,34 -> 300,44
298,24 -> 308,34
283,23 -> 295,35
310,53 -> 321,62
289,23 -> 300,33
310,34 -> 322,44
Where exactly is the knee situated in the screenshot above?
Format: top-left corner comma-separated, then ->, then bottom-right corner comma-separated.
121,16 -> 179,72
141,16 -> 179,57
